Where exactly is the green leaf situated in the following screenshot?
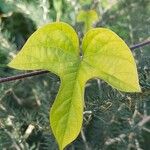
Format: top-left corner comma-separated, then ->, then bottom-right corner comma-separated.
82,28 -> 141,92
8,22 -> 79,76
8,22 -> 141,149
77,10 -> 99,32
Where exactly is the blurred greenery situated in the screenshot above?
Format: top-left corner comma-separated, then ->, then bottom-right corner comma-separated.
0,0 -> 150,150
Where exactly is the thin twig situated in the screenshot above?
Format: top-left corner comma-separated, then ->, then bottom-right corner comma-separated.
0,70 -> 49,83
0,40 -> 150,84
81,129 -> 90,150
130,40 -> 150,50
138,116 -> 150,127
105,134 -> 126,146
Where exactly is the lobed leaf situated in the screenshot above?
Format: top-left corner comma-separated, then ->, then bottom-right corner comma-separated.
8,22 -> 141,150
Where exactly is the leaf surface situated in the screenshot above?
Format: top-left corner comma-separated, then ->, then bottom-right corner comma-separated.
82,28 -> 141,92
8,22 -> 79,76
8,22 -> 140,150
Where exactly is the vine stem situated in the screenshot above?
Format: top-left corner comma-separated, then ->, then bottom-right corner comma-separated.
0,70 -> 49,83
0,40 -> 150,84
130,40 -> 150,50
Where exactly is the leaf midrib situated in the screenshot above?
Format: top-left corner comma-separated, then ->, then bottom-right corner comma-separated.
60,59 -> 83,148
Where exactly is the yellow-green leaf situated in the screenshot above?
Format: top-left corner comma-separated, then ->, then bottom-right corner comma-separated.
82,28 -> 141,92
76,10 -> 99,32
8,22 -> 141,150
8,22 -> 79,76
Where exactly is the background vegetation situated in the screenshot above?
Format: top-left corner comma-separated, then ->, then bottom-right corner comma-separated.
0,0 -> 150,149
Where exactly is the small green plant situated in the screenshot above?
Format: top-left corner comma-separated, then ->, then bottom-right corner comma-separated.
8,22 -> 141,150
77,10 -> 99,32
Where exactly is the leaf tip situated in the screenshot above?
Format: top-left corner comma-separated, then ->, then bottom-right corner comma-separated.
7,59 -> 16,69
7,61 -> 13,68
129,83 -> 141,93
136,85 -> 142,93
